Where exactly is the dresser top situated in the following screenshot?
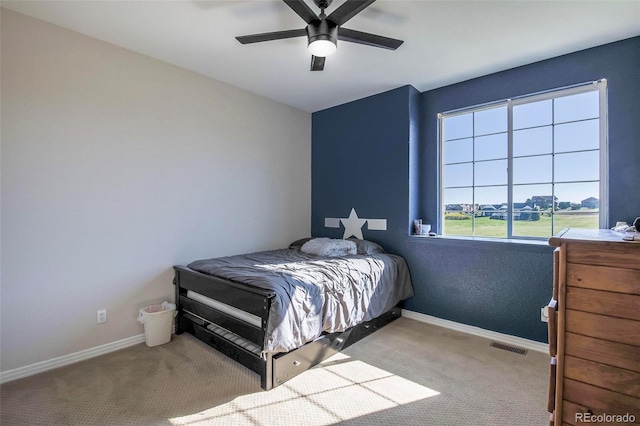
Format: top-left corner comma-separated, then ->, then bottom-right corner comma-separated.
549,228 -> 640,247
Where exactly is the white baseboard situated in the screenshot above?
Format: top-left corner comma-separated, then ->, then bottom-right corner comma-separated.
0,334 -> 146,384
2,314 -> 546,384
401,309 -> 548,354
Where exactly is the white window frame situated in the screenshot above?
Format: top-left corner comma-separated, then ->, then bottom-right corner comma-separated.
438,80 -> 608,240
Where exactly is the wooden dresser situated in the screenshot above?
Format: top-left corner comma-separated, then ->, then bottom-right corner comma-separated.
547,228 -> 640,425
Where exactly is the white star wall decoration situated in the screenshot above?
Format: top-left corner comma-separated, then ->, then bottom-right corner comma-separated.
324,208 -> 387,239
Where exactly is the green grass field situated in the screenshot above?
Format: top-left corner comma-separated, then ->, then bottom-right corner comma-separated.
443,210 -> 599,238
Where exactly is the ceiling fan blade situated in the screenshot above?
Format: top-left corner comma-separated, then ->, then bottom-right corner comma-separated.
283,0 -> 318,24
327,0 -> 376,26
310,55 -> 325,71
338,28 -> 403,50
236,28 -> 307,44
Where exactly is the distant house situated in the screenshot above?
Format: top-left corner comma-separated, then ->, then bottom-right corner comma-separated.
491,205 -> 509,220
445,204 -> 480,214
517,205 -> 532,221
461,204 -> 477,214
531,195 -> 557,210
515,205 -> 540,221
490,205 -> 541,221
480,205 -> 497,217
581,197 -> 599,209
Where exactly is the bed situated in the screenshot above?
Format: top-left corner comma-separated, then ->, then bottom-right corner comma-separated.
173,237 -> 414,390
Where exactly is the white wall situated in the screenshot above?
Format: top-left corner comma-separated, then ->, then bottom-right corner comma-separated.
0,9 -> 311,372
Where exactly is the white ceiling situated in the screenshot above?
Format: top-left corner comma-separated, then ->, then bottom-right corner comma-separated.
3,0 -> 639,112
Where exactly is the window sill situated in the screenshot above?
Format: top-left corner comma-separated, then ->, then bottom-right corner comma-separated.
407,233 -> 554,253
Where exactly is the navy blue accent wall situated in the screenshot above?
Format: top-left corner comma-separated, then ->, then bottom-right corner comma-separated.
312,85 -> 420,251
312,37 -> 640,343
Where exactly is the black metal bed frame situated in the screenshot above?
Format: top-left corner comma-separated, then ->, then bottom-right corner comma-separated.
173,265 -> 401,390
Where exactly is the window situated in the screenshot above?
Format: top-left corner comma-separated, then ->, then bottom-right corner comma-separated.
439,80 -> 607,239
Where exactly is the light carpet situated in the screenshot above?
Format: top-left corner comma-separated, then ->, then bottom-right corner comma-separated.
0,317 -> 549,425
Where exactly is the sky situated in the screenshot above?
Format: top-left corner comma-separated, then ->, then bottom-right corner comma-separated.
442,89 -> 601,207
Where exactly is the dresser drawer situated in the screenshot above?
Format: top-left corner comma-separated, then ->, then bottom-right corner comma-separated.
565,287 -> 640,321
562,400 -> 637,426
565,310 -> 640,346
564,333 -> 640,372
564,355 -> 640,399
563,379 -> 640,423
566,263 -> 640,294
566,242 -> 640,270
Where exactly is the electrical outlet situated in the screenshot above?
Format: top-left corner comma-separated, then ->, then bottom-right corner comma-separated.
97,309 -> 107,324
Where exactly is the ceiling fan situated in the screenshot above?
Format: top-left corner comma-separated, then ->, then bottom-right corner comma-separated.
235,0 -> 404,71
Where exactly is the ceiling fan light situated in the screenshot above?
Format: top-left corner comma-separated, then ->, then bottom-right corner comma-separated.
308,39 -> 337,57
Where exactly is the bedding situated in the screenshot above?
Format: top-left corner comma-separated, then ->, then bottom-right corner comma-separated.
187,242 -> 414,354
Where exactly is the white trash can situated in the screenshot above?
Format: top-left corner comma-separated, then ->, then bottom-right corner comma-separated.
137,301 -> 176,347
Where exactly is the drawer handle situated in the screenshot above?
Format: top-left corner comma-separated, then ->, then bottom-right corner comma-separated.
293,360 -> 301,366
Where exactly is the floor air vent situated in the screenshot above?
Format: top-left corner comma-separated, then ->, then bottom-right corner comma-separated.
490,342 -> 528,355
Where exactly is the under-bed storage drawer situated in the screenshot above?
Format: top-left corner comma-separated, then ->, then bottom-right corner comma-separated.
273,337 -> 336,387
271,307 -> 402,387
179,315 -> 266,376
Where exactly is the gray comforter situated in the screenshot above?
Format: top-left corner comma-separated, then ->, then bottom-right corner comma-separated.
188,248 -> 414,354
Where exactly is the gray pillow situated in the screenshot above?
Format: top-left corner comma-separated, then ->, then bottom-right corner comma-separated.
290,237 -> 385,255
289,237 -> 312,249
347,238 -> 385,254
301,238 -> 357,257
